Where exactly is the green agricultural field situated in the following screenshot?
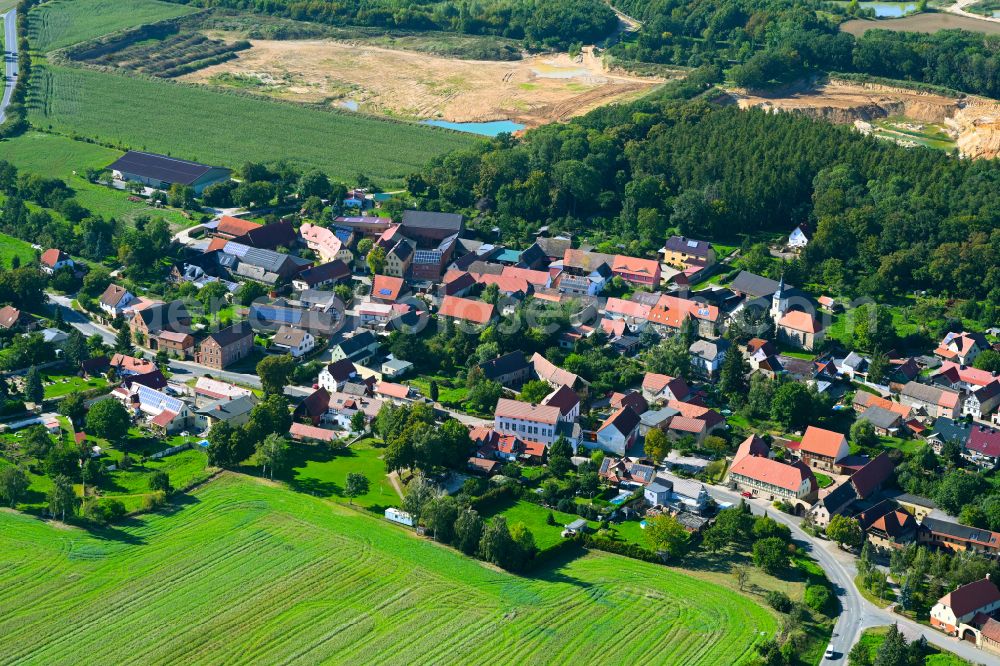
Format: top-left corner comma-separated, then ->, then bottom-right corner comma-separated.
0,474 -> 778,664
0,232 -> 37,269
1,132 -> 193,226
28,0 -> 197,52
28,63 -> 476,186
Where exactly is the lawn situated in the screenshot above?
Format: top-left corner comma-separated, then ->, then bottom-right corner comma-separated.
813,472 -> 834,489
0,232 -> 36,269
853,626 -> 970,665
28,63 -> 475,186
0,132 -> 193,227
28,0 -> 197,52
42,372 -> 110,399
481,497 -> 600,550
96,447 -> 211,512
283,438 -> 399,510
407,374 -> 468,404
0,474 -> 778,664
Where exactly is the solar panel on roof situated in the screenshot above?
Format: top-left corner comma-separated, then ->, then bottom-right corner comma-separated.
687,240 -> 699,248
378,289 -> 391,295
136,385 -> 184,414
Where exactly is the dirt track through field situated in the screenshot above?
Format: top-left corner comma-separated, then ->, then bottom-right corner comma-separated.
182,39 -> 663,126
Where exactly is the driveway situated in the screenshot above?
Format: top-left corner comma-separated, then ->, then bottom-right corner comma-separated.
707,483 -> 994,663
1,9 -> 18,125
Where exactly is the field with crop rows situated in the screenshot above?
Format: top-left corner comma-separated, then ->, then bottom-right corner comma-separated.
27,63 -> 475,185
0,474 -> 776,665
28,0 -> 197,52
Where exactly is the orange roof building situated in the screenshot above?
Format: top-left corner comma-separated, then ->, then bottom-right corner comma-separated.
438,296 -> 494,326
798,426 -> 849,470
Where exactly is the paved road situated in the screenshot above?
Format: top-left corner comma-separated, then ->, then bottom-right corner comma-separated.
0,9 -> 18,125
46,293 -> 312,398
707,484 -> 993,663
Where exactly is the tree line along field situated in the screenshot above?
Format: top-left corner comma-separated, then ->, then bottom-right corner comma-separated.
27,0 -> 198,52
0,474 -> 777,665
26,62 -> 475,186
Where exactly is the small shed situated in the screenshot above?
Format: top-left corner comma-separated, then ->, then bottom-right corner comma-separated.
564,518 -> 589,535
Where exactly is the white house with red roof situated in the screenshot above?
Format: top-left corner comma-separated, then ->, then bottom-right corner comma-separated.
40,248 -> 74,275
935,331 -> 989,366
542,384 -> 580,422
594,406 -> 641,456
965,425 -> 1000,469
494,398 -> 561,446
727,434 -> 817,507
931,576 -> 1000,636
641,372 -> 690,404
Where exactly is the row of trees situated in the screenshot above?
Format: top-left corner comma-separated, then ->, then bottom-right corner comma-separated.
404,476 -> 536,572
172,0 -> 617,49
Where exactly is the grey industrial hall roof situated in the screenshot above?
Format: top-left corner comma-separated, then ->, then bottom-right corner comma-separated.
107,151 -> 228,185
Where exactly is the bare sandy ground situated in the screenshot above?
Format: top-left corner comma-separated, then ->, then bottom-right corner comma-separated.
182,40 -> 662,127
731,79 -> 1000,158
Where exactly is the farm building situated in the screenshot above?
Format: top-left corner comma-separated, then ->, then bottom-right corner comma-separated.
108,151 -> 231,194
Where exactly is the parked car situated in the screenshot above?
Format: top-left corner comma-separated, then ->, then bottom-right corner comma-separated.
741,491 -> 753,498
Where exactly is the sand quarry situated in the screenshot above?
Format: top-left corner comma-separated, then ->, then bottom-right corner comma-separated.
732,79 -> 1000,159
183,40 -> 662,127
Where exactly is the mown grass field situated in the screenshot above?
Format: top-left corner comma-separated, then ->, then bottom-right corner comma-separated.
28,63 -> 475,185
0,474 -> 778,664
0,132 -> 193,226
28,0 -> 197,52
283,439 -> 400,510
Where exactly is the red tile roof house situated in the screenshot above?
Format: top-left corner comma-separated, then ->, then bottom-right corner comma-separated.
290,421 -> 339,443
214,215 -> 261,240
796,426 -> 850,472
727,453 -> 817,506
594,406 -> 642,456
935,331 -> 990,366
965,425 -> 1000,469
494,398 -> 561,446
641,372 -> 691,404
371,274 -> 406,304
39,248 -> 74,275
611,255 -> 661,288
437,295 -> 495,327
0,306 -> 38,331
931,576 -> 1000,637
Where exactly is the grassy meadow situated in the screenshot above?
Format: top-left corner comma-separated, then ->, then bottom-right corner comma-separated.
0,474 -> 778,664
28,0 -> 197,52
27,62 -> 475,186
283,438 -> 400,509
0,132 -> 194,226
0,232 -> 37,268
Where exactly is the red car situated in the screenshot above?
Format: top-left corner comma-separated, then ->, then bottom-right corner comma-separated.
741,491 -> 753,499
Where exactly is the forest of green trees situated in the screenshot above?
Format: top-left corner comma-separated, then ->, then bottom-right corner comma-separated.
607,0 -> 1000,97
410,96 -> 1000,303
165,0 -> 616,48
